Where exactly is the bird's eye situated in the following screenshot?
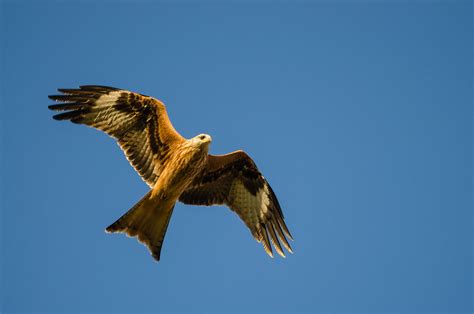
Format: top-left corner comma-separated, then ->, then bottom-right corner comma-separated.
200,135 -> 206,140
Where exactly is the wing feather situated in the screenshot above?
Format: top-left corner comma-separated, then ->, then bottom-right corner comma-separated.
267,219 -> 284,258
259,223 -> 273,258
48,85 -> 184,187
179,150 -> 293,257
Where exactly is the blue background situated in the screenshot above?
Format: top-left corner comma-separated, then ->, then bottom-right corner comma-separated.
1,1 -> 472,313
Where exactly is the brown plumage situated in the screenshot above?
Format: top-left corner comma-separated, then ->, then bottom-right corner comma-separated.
48,85 -> 293,261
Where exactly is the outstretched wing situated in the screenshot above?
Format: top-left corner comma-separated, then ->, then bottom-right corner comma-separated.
48,85 -> 184,187
179,150 -> 293,258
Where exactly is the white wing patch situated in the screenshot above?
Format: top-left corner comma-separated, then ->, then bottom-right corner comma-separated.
93,92 -> 125,124
229,180 -> 260,230
228,180 -> 270,235
95,91 -> 122,107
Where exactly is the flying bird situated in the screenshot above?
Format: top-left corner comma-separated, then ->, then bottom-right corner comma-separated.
48,85 -> 293,261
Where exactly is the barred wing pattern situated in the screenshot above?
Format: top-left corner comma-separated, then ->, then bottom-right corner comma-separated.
179,151 -> 293,257
48,86 -> 184,187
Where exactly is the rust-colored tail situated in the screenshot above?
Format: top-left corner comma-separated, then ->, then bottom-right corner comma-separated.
106,190 -> 175,261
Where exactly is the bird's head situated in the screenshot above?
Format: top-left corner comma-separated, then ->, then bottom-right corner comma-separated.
190,133 -> 212,150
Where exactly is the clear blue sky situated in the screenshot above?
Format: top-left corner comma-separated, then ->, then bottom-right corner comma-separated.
1,1 -> 472,313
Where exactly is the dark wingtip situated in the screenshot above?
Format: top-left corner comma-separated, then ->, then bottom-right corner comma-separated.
56,88 -> 88,95
51,111 -> 80,121
151,251 -> 161,262
79,85 -> 121,92
105,219 -> 123,233
48,103 -> 66,111
48,103 -> 83,111
57,88 -> 74,93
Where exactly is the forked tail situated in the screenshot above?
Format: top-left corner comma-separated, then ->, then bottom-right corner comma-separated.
106,190 -> 175,261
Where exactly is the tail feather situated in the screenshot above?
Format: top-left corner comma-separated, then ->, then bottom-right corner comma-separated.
106,190 -> 175,261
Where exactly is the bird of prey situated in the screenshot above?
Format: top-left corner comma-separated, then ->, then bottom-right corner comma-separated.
48,85 -> 293,261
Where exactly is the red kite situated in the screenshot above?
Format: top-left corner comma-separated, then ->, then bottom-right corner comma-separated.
49,85 -> 293,261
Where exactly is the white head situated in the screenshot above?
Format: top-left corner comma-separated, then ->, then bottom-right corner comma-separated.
189,133 -> 212,151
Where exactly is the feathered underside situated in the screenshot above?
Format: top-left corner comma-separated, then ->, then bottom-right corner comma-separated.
180,150 -> 293,258
49,85 -> 293,260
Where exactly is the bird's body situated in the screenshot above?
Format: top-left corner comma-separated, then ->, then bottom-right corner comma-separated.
49,85 -> 293,261
150,135 -> 211,200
